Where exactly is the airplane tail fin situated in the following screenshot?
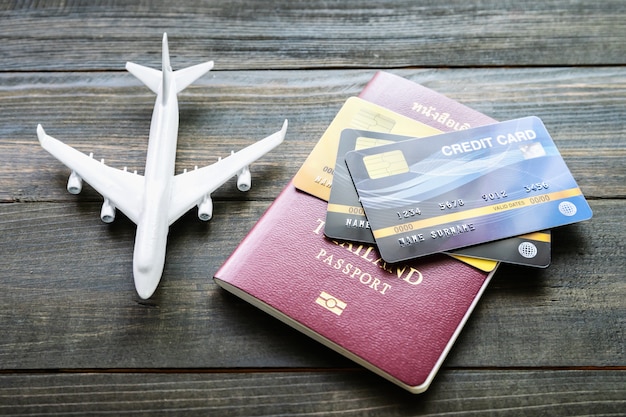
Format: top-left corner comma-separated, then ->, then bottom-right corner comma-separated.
162,32 -> 172,74
161,33 -> 173,103
125,33 -> 213,98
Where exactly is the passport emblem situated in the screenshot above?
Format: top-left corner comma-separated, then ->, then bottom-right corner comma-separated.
315,291 -> 347,316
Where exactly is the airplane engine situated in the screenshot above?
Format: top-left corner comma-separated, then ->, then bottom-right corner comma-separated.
100,198 -> 116,223
197,194 -> 213,221
237,166 -> 251,191
67,170 -> 83,194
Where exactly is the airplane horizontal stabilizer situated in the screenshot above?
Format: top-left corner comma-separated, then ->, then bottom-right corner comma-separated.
175,61 -> 214,93
127,32 -> 212,96
126,62 -> 161,94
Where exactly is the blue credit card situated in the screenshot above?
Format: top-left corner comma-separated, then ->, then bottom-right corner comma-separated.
344,116 -> 592,263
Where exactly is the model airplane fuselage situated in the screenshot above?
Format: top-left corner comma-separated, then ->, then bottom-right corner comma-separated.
132,43 -> 180,294
37,34 -> 287,299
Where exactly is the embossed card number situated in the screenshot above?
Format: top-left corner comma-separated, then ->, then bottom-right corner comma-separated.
345,116 -> 593,263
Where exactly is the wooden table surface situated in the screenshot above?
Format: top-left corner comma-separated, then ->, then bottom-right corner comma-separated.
1,1 -> 624,415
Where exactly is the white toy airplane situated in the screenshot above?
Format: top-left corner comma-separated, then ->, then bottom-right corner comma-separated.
37,33 -> 287,299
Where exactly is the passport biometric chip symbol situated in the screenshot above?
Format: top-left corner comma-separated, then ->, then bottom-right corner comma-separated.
315,291 -> 347,316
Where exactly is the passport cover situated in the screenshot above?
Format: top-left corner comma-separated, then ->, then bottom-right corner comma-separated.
358,71 -> 497,130
214,182 -> 496,393
214,73 -> 504,393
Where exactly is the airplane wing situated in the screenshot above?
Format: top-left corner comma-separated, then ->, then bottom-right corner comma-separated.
37,125 -> 145,224
167,120 -> 287,225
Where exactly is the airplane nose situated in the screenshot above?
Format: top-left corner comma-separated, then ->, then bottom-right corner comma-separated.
133,248 -> 166,299
132,222 -> 168,299
133,262 -> 163,299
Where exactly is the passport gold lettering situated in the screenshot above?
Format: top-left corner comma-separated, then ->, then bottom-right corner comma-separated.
336,240 -> 420,286
368,277 -> 387,293
401,267 -> 423,285
337,241 -> 389,273
411,102 -> 471,131
315,248 -> 391,295
354,243 -> 377,262
313,218 -> 325,235
312,219 -> 422,289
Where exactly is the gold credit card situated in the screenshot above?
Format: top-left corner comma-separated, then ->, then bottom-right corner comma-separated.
293,97 -> 441,201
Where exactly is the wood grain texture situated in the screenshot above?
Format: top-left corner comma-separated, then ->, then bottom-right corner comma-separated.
0,0 -> 624,414
0,370 -> 624,416
0,199 -> 623,369
1,0 -> 626,70
2,67 -> 624,204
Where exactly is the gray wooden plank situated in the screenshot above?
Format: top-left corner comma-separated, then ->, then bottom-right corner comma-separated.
0,199 -> 353,370
0,198 -> 622,369
2,0 -> 624,413
1,67 -> 624,370
1,67 -> 625,203
0,370 -> 624,416
1,0 -> 626,70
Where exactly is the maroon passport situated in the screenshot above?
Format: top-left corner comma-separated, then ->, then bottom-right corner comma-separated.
214,182 -> 495,393
214,72 -> 500,393
358,71 -> 497,129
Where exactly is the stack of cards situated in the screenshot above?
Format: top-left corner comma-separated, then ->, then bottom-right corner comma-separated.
215,73 -> 593,393
294,97 -> 591,269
